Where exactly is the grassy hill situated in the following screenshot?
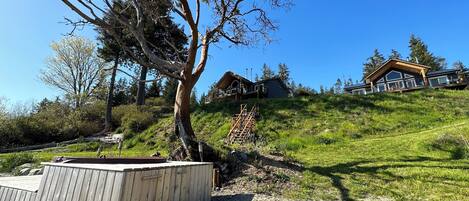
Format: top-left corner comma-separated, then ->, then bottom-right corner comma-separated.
2,89 -> 469,200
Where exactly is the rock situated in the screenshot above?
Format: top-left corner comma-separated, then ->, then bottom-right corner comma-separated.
19,168 -> 31,176
230,151 -> 248,162
18,163 -> 33,169
28,168 -> 43,176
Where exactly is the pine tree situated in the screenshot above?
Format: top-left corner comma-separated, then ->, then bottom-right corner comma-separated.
334,78 -> 343,94
389,49 -> 402,60
453,61 -> 466,71
319,85 -> 325,94
261,63 -> 275,80
190,88 -> 198,108
163,78 -> 178,104
408,34 -> 445,71
277,63 -> 290,84
146,80 -> 162,98
199,92 -> 207,105
362,49 -> 385,80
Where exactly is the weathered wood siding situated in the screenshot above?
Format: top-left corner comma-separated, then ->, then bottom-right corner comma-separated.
0,162 -> 212,201
121,163 -> 212,201
0,186 -> 36,201
34,165 -> 125,201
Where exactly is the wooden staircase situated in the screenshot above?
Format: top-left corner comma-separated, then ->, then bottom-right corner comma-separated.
227,104 -> 257,144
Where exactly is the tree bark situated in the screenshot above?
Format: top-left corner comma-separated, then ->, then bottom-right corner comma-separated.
136,66 -> 148,106
105,54 -> 119,131
173,79 -> 199,161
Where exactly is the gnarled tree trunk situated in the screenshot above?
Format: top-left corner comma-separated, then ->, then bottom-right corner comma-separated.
173,79 -> 199,161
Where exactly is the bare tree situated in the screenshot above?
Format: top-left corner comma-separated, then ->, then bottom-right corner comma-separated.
40,36 -> 106,108
62,0 -> 290,160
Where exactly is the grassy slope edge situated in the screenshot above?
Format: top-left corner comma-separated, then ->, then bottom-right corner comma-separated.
2,89 -> 469,200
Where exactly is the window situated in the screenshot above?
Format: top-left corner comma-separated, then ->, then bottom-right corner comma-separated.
352,89 -> 366,95
377,78 -> 385,83
429,76 -> 449,87
386,70 -> 403,81
387,80 -> 404,91
405,79 -> 416,89
377,83 -> 386,92
404,74 -> 414,78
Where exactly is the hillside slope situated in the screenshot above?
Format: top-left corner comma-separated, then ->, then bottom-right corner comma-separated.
2,89 -> 469,200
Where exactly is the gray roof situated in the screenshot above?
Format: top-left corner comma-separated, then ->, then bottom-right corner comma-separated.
427,69 -> 459,77
344,83 -> 368,90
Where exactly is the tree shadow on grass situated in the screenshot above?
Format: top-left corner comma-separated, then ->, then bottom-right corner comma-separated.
307,156 -> 468,200
246,155 -> 468,201
212,193 -> 255,201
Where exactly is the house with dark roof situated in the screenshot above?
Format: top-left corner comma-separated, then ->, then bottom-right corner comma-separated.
344,59 -> 468,94
208,71 -> 291,102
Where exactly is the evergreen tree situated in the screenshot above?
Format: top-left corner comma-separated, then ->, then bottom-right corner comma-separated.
163,78 -> 179,104
389,49 -> 402,60
453,61 -> 466,71
190,88 -> 198,108
255,74 -> 260,82
362,49 -> 385,80
277,63 -> 290,84
199,92 -> 207,105
319,85 -> 325,94
408,34 -> 445,71
334,78 -> 343,94
146,80 -> 162,98
261,63 -> 275,80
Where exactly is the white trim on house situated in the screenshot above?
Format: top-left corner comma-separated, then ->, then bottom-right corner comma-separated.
387,80 -> 404,91
404,73 -> 414,78
405,78 -> 417,89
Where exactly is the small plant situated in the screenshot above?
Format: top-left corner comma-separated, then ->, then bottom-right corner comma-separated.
0,152 -> 36,172
430,134 -> 469,159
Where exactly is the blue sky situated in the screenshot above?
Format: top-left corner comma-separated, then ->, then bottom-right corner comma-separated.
1,0 -> 469,104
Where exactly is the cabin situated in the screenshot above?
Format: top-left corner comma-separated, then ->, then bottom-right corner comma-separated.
344,59 -> 468,95
0,158 -> 213,201
208,71 -> 291,102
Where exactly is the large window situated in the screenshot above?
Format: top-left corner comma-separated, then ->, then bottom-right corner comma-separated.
386,70 -> 402,81
405,79 -> 417,89
387,80 -> 404,91
377,83 -> 386,92
429,76 -> 449,87
352,89 -> 366,95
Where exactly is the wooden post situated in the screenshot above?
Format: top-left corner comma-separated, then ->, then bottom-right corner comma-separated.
212,168 -> 220,189
421,70 -> 429,86
198,141 -> 204,162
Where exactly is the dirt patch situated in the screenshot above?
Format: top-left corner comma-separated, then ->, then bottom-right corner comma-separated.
217,152 -> 304,199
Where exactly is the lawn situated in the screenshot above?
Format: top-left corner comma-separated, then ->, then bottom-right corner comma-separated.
291,121 -> 469,200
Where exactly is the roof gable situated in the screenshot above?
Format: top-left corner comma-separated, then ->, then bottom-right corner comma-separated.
365,59 -> 430,83
216,71 -> 253,89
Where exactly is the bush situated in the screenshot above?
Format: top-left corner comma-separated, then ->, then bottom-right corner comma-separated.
0,152 -> 36,172
121,110 -> 155,133
431,134 -> 469,159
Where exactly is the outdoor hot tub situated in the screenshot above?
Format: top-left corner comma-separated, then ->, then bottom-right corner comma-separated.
0,157 -> 213,201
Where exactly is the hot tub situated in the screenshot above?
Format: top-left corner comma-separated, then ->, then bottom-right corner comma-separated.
0,157 -> 213,201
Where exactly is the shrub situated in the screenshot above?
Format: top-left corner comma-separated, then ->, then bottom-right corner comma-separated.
0,152 -> 36,172
431,134 -> 469,159
121,110 -> 155,133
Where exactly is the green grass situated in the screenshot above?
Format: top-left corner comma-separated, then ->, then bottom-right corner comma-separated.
290,121 -> 469,200
2,89 -> 469,200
